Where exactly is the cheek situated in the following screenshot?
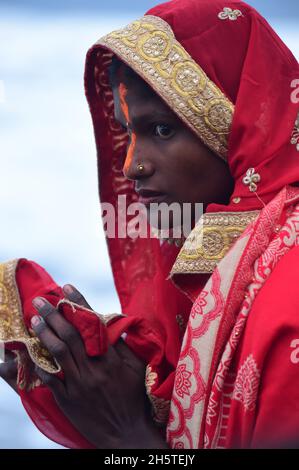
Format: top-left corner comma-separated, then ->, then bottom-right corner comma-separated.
157,138 -> 216,203
165,141 -> 208,183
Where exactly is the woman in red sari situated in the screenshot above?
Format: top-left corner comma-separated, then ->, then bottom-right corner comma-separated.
1,0 -> 299,448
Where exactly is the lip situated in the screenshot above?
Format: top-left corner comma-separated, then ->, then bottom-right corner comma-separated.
136,189 -> 167,206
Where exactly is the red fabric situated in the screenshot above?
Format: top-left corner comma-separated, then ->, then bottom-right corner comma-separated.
12,259 -> 98,448
9,259 -> 167,448
13,260 -> 108,357
225,246 -> 299,448
83,0 -> 299,445
145,0 -> 299,212
166,187 -> 299,448
5,0 -> 298,449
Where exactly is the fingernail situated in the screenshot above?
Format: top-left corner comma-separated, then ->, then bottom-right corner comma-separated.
32,297 -> 46,309
63,284 -> 74,295
31,315 -> 42,328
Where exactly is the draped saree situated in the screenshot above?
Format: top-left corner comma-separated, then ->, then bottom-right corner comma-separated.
1,0 -> 299,448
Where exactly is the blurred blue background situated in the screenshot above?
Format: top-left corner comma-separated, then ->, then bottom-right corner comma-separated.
0,0 -> 298,449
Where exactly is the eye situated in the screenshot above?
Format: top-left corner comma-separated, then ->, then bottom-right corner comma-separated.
154,124 -> 175,139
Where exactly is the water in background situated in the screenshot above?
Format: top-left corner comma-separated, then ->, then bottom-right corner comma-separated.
0,6 -> 298,448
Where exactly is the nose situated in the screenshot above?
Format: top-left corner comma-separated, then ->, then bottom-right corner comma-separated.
122,132 -> 154,181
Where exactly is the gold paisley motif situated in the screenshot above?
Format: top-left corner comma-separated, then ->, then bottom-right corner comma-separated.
96,15 -> 234,160
170,211 -> 260,275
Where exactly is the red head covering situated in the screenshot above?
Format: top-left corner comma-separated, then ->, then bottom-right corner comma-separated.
84,0 -> 299,316
145,0 -> 299,212
83,1 -> 299,435
2,1 -> 297,450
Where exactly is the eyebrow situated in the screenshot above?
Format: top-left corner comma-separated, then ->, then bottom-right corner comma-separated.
136,110 -> 175,123
116,110 -> 176,128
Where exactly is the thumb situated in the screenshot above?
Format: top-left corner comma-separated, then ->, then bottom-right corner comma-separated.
62,284 -> 92,310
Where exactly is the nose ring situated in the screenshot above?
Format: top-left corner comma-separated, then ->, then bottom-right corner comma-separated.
137,163 -> 145,173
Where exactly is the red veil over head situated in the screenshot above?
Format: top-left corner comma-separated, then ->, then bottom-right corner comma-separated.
0,0 -> 298,449
84,0 -> 299,370
82,0 -> 299,446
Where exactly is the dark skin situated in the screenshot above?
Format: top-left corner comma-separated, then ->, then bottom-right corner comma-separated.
0,286 -> 165,449
113,72 -> 235,225
0,71 -> 234,449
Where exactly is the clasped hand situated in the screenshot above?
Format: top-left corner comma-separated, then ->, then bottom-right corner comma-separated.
0,285 -> 165,449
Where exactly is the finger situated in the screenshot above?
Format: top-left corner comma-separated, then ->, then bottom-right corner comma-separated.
34,365 -> 66,399
31,314 -> 79,380
32,297 -> 87,367
114,339 -> 145,376
62,285 -> 92,310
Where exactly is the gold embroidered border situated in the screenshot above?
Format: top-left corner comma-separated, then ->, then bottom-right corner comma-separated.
0,259 -> 59,373
145,365 -> 170,426
0,260 -> 124,374
16,350 -> 43,392
171,211 -> 260,275
96,15 -> 234,160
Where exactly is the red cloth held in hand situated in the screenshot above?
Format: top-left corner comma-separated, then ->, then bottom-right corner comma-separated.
4,259 -> 164,449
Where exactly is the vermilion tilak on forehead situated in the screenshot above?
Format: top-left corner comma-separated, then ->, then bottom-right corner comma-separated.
118,82 -> 137,174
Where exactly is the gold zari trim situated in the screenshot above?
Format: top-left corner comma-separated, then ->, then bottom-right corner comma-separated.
16,350 -> 43,391
97,15 -> 234,160
0,260 -> 123,375
145,365 -> 170,426
0,260 -> 59,373
171,211 -> 260,275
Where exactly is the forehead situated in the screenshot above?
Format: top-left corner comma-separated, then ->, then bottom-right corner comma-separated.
112,77 -> 177,124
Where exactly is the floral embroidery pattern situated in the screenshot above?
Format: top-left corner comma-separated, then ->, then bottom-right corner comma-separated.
174,441 -> 185,449
168,188 -> 299,448
175,364 -> 192,398
291,112 -> 299,152
242,168 -> 261,192
191,290 -> 208,317
232,354 -> 260,411
218,7 -> 243,21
